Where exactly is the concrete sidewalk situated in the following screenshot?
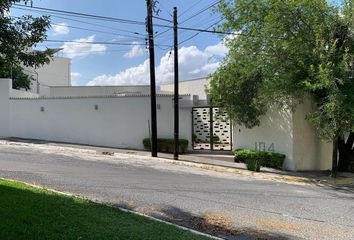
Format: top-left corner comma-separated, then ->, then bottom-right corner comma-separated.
2,137 -> 354,186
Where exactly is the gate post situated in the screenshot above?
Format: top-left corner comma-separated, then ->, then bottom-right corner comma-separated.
210,106 -> 213,151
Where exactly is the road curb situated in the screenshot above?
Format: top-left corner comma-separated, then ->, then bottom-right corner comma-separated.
1,140 -> 353,186
165,159 -> 354,186
120,153 -> 354,186
112,150 -> 354,186
0,178 -> 222,240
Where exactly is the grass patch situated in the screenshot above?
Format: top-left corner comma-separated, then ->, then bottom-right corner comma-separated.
0,179 -> 209,240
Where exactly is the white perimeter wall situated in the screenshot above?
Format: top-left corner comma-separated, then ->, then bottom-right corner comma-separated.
232,101 -> 332,171
1,77 -> 332,171
292,98 -> 332,171
10,96 -> 192,150
11,89 -> 39,98
48,85 -> 151,97
0,79 -> 11,137
233,107 -> 295,170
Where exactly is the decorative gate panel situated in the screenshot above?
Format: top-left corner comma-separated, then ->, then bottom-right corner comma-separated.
192,107 -> 232,151
212,108 -> 232,150
192,108 -> 211,150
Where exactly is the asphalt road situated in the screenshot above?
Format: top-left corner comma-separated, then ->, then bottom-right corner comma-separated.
0,141 -> 353,240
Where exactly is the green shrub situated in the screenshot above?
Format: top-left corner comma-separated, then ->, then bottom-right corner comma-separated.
143,138 -> 189,154
245,159 -> 261,172
234,149 -> 285,170
212,134 -> 220,143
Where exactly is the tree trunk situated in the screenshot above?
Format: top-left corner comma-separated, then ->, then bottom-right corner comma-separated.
331,136 -> 338,178
338,131 -> 354,172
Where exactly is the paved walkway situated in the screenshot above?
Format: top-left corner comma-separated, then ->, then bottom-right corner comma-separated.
0,140 -> 354,239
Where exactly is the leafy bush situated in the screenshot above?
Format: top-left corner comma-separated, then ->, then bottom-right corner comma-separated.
235,149 -> 285,170
245,159 -> 261,172
143,138 -> 189,154
212,134 -> 220,143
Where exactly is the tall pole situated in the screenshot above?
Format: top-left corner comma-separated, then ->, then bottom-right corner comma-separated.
173,7 -> 179,160
146,0 -> 158,157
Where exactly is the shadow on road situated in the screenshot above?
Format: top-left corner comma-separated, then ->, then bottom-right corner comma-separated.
317,184 -> 354,200
137,205 -> 297,240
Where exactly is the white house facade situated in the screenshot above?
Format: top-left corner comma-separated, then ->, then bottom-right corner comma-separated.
0,75 -> 332,171
21,48 -> 72,94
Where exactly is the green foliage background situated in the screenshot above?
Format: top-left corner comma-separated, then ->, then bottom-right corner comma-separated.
209,0 -> 354,141
0,0 -> 53,89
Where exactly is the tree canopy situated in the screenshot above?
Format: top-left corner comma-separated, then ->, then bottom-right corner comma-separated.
209,0 -> 354,171
0,0 -> 53,89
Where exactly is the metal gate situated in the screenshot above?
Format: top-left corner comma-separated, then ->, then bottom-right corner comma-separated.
192,107 -> 232,151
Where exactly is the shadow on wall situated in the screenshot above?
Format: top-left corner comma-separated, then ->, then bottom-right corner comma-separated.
292,98 -> 332,171
235,105 -> 294,170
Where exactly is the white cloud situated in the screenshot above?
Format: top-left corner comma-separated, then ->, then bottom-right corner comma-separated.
205,41 -> 228,56
88,61 -> 149,86
87,43 -> 227,86
124,41 -> 144,58
53,23 -> 70,35
61,35 -> 107,58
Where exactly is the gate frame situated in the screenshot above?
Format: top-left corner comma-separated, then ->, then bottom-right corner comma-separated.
191,106 -> 233,151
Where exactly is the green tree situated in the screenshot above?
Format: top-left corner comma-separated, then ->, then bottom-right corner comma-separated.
209,0 -> 354,173
0,0 -> 53,89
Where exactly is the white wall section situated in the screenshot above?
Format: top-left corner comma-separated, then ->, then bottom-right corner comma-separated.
232,106 -> 294,170
0,79 -> 11,137
0,76 -> 332,171
10,96 -> 192,150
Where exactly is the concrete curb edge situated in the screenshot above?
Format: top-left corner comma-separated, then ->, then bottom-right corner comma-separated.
1,140 -> 353,186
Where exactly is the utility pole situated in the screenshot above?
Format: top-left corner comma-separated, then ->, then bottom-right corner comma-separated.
173,7 -> 179,160
146,0 -> 158,157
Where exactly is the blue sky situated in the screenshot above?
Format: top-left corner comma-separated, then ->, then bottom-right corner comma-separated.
11,0 -> 225,86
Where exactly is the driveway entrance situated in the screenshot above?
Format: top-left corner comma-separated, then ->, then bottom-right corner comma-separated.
192,107 -> 232,151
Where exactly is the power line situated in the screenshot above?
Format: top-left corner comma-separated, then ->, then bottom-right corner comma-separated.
157,1 -> 173,17
13,3 -> 246,41
179,0 -> 204,17
180,0 -> 220,25
177,25 -> 236,35
12,6 -> 146,37
179,19 -> 224,45
13,4 -> 146,26
50,23 -> 146,41
155,16 -> 222,44
155,27 -> 171,38
178,15 -> 222,37
44,39 -> 171,48
155,1 -> 221,39
152,15 -> 172,23
178,0 -> 258,44
13,4 -> 235,36
10,15 -> 146,40
45,40 -> 144,45
51,49 -> 131,54
154,23 -> 237,38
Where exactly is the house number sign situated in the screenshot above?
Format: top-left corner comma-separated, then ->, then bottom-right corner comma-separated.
255,142 -> 275,152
